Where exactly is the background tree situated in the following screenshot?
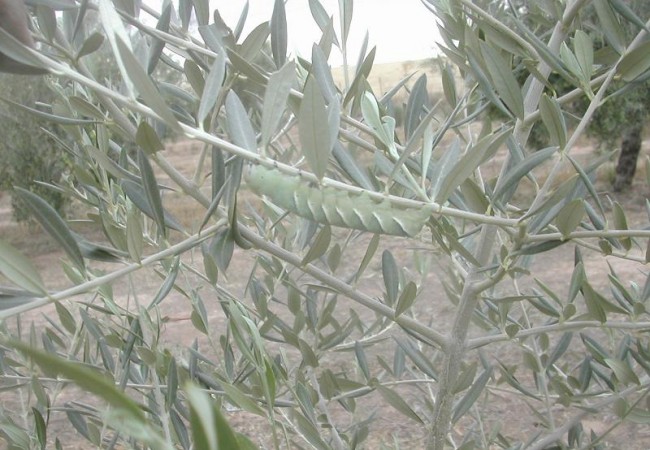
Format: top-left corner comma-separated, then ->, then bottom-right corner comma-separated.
505,0 -> 650,191
0,74 -> 71,221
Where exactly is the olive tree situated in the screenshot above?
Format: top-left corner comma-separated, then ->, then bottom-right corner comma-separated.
512,0 -> 650,191
1,0 -> 650,449
0,74 -> 71,221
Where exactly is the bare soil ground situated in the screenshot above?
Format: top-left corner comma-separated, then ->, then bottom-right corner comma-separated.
1,136 -> 649,449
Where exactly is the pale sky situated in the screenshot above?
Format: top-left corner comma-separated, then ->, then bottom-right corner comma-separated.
150,0 -> 441,66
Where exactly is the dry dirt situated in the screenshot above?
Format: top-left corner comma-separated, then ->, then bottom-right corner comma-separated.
1,137 -> 649,449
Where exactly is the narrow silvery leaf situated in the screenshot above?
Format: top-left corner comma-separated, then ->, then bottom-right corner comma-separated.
394,338 -> 438,379
395,282 -> 417,317
299,75 -> 331,180
354,31 -> 369,72
309,0 -> 331,34
539,94 -> 567,148
594,0 -> 626,54
617,41 -> 650,82
0,27 -> 47,73
354,341 -> 370,380
136,121 -> 164,155
467,53 -> 510,118
126,207 -> 143,262
114,0 -> 138,16
338,0 -> 353,46
492,146 -> 556,203
436,129 -> 510,203
239,23 -> 270,62
178,0 -> 192,31
480,43 -> 524,120
225,91 -> 257,153
147,2 -> 172,74
311,44 -> 337,104
361,91 -> 393,151
68,95 -> 105,120
421,124 -> 435,186
354,234 -> 379,281
0,240 -> 46,295
212,147 -> 226,199
226,48 -> 267,84
76,32 -> 104,60
606,358 -> 640,386
573,30 -> 594,82
453,363 -> 478,395
511,16 -> 573,81
149,257 -> 180,308
441,63 -> 457,106
11,340 -> 146,422
115,39 -> 180,130
207,229 -> 235,272
191,0 -> 209,26
271,0 -> 288,68
555,199 -> 585,239
185,60 -> 205,97
201,243 -> 219,285
327,100 -> 341,149
526,175 -> 580,233
318,18 -> 339,57
452,367 -> 493,424
121,181 -> 184,232
0,98 -> 96,126
32,407 -> 46,448
460,179 -> 489,214
237,22 -> 271,63
197,51 -> 227,126
137,150 -> 167,238
98,0 -> 135,98
382,250 -> 399,306
14,188 -> 85,272
302,225 -> 332,266
343,46 -> 375,106
610,0 -> 649,32
233,1 -> 249,40
430,138 -> 461,200
376,385 -> 423,424
72,0 -> 90,40
332,142 -> 374,191
34,7 -> 57,41
199,176 -> 229,233
404,74 -> 428,139
612,201 -> 631,250
220,383 -> 265,416
261,61 -> 296,148
559,42 -> 583,82
546,333 -> 574,369
583,283 -> 608,323
76,238 -> 126,263
566,153 -> 606,214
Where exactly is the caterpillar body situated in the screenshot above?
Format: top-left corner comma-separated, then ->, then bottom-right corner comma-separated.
245,165 -> 433,237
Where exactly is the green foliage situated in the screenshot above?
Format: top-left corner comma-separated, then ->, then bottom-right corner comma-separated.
0,75 -> 70,221
510,0 -> 650,152
587,79 -> 650,147
1,1 -> 650,450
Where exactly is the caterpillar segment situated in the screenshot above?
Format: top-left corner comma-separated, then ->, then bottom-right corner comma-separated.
245,164 -> 433,237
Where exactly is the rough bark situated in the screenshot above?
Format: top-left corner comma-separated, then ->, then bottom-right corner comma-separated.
613,124 -> 643,192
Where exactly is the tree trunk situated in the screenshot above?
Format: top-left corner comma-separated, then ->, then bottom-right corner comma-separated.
613,123 -> 643,192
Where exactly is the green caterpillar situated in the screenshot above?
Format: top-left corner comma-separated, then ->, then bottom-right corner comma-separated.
245,165 -> 433,237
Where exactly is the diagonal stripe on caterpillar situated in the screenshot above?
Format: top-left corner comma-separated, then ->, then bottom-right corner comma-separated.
245,165 -> 433,237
